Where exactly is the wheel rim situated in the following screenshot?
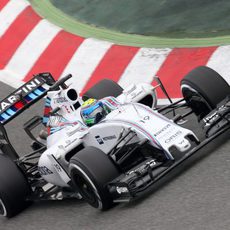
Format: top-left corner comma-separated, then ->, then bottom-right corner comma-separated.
181,83 -> 212,118
181,83 -> 213,109
70,164 -> 103,209
0,199 -> 7,217
75,174 -> 98,204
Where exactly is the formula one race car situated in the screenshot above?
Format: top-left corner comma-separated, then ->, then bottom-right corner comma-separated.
0,66 -> 229,217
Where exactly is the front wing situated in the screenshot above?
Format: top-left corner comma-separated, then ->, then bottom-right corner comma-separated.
108,96 -> 230,202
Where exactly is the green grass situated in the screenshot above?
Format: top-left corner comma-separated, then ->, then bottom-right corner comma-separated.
29,0 -> 230,48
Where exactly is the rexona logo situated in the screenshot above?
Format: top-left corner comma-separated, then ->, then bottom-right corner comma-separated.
154,124 -> 171,137
0,78 -> 41,112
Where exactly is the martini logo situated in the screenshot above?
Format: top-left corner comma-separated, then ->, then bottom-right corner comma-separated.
0,78 -> 41,112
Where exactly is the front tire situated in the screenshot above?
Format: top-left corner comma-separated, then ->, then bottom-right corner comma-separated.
69,147 -> 120,210
181,66 -> 230,119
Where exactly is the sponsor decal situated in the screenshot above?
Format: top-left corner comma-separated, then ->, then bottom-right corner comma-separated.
154,124 -> 171,137
38,166 -> 53,175
125,85 -> 136,95
95,135 -> 117,144
0,78 -> 41,112
178,140 -> 186,145
103,135 -> 116,141
164,131 -> 182,143
95,135 -> 104,145
143,116 -> 150,120
202,105 -> 227,125
203,111 -> 219,124
53,97 -> 68,104
47,116 -> 62,127
54,163 -> 62,172
140,115 -> 150,123
62,105 -> 72,114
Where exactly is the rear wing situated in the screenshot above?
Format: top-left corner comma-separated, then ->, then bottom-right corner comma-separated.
0,73 -> 55,125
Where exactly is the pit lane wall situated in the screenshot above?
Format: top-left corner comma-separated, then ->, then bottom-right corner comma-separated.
0,0 -> 230,100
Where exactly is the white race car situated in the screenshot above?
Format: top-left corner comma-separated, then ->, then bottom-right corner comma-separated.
0,66 -> 229,217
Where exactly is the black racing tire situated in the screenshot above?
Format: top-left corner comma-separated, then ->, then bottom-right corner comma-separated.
0,154 -> 31,218
181,66 -> 230,119
82,79 -> 123,101
69,147 -> 120,210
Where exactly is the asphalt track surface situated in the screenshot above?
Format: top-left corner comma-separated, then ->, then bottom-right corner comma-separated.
0,83 -> 229,230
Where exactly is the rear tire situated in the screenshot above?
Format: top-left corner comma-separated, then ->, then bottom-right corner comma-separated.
181,66 -> 230,119
0,154 -> 31,217
82,79 -> 123,101
69,147 -> 119,210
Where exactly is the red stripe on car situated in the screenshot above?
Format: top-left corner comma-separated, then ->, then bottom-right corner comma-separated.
14,101 -> 24,109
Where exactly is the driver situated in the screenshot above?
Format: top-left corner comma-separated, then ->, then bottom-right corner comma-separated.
80,97 -> 120,126
43,83 -> 121,137
80,98 -> 108,126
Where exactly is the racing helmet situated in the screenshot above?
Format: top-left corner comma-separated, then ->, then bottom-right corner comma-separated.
80,98 -> 107,126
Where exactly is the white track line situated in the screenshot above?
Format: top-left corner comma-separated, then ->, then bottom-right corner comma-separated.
207,45 -> 230,85
118,48 -> 172,88
5,20 -> 61,81
61,38 -> 112,91
0,0 -> 29,37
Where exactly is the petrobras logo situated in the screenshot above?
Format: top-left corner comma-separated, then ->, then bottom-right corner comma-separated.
0,78 -> 41,112
164,131 -> 182,143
